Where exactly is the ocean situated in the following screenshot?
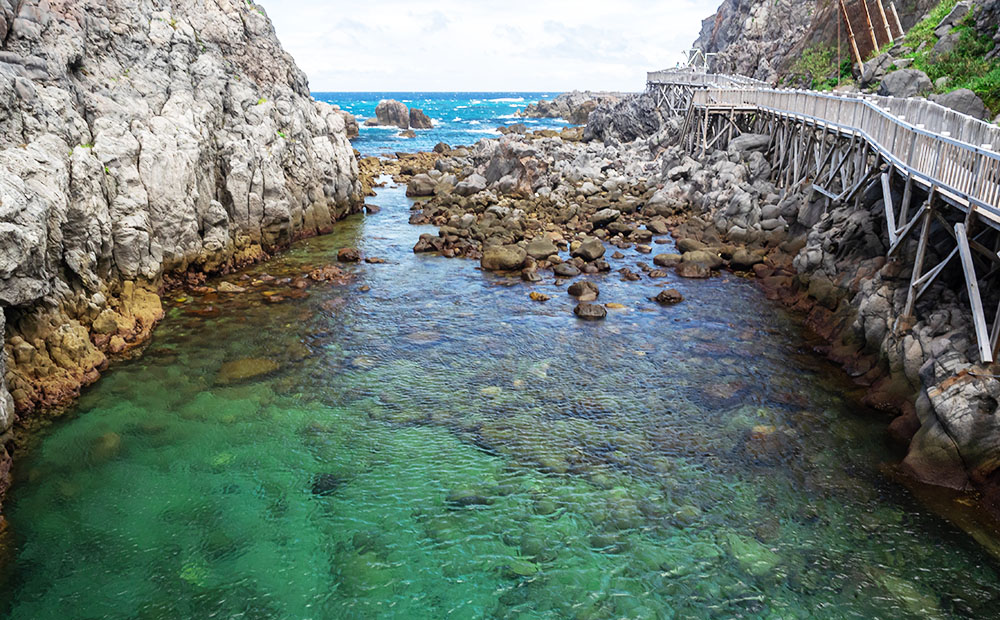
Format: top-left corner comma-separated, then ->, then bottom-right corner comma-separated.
312,92 -> 571,157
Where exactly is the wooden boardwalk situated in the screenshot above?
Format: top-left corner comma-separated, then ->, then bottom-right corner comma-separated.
648,69 -> 1000,364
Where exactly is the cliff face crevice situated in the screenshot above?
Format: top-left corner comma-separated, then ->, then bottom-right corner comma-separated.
0,0 -> 362,506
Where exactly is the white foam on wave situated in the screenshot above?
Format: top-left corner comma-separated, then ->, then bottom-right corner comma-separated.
470,99 -> 483,105
497,114 -> 518,119
468,128 -> 501,135
456,105 -> 468,109
452,117 -> 462,122
489,97 -> 524,103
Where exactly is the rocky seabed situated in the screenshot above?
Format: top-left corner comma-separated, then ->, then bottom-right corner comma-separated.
401,91 -> 1000,519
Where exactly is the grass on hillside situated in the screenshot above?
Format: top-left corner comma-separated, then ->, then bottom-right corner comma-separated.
890,0 -> 1000,117
786,45 -> 854,91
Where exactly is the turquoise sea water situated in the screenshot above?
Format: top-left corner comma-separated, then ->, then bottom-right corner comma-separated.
1,96 -> 1000,618
313,92 -> 569,157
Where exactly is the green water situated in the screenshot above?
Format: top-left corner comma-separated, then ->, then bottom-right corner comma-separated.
2,181 -> 999,619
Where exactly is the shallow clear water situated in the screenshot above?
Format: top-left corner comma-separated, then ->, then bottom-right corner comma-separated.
2,179 -> 1000,619
313,92 -> 569,157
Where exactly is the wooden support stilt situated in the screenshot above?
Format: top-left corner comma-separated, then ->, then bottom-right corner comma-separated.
888,204 -> 929,257
899,173 -> 913,229
904,204 -> 933,317
840,0 -> 864,67
882,171 -> 897,245
956,221 -> 994,363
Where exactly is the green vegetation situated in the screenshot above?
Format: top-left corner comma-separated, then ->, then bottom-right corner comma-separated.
889,1 -> 999,116
788,45 -> 853,91
902,0 -> 957,49
257,97 -> 267,105
277,131 -> 287,139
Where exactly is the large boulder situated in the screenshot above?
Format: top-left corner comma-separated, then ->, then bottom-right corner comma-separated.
373,99 -> 410,129
454,174 -> 487,197
481,245 -> 527,272
584,93 -> 661,143
860,53 -> 895,87
877,70 -> 932,98
930,32 -> 961,60
409,108 -> 434,129
571,237 -> 606,262
727,133 -> 770,155
406,173 -> 436,197
930,88 -> 990,120
525,237 -> 558,260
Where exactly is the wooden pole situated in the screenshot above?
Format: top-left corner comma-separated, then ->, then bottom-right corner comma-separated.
861,0 -> 880,51
875,0 -> 894,44
890,2 -> 904,39
839,0 -> 864,67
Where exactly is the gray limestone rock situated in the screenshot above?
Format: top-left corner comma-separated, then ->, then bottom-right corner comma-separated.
0,0 -> 361,438
372,99 -> 410,129
877,69 -> 933,97
930,88 -> 989,120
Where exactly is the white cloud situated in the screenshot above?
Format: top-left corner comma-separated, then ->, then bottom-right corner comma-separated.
260,0 -> 711,91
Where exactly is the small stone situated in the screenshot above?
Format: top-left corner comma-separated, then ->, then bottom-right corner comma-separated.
653,253 -> 681,267
446,488 -> 493,507
572,237 -> 606,262
653,289 -> 683,305
503,559 -> 539,578
553,262 -> 581,277
574,303 -> 607,320
568,281 -> 599,301
481,245 -> 527,272
217,281 -> 246,293
337,247 -> 361,262
529,292 -> 550,302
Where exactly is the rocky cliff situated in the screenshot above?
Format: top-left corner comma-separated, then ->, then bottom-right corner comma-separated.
0,0 -> 362,509
694,0 -> 939,82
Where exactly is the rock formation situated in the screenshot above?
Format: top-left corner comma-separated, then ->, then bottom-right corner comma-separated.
364,99 -> 434,130
0,0 -> 362,509
520,91 -> 625,125
692,0 -> 939,82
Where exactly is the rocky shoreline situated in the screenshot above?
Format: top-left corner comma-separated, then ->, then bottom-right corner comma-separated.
0,1 -> 362,515
395,90 -> 1000,522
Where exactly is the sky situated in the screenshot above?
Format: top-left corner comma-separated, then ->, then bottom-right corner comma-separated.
261,0 -> 712,92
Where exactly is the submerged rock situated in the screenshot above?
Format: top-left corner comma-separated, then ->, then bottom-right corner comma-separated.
337,247 -> 361,262
215,358 -> 280,385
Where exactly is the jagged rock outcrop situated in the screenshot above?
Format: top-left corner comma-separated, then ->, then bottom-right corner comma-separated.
368,99 -> 410,129
584,93 -> 664,143
520,91 -> 625,125
693,0 -> 938,82
0,0 -> 362,507
364,99 -> 434,130
409,108 -> 433,129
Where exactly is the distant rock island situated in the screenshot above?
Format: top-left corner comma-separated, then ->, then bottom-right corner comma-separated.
364,99 -> 434,133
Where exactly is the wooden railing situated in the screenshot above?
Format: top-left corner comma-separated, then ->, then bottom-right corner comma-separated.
647,69 -> 768,89
692,88 -> 1000,219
